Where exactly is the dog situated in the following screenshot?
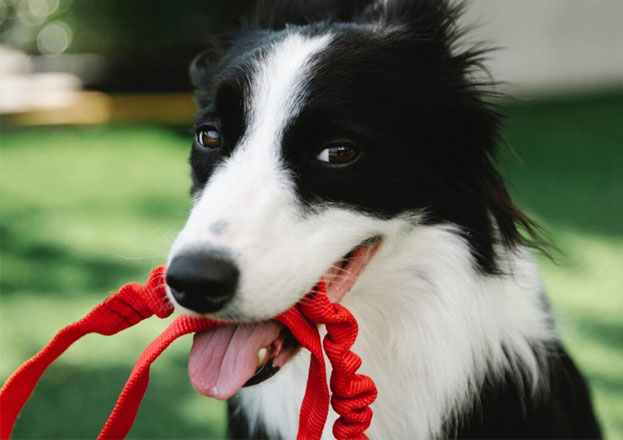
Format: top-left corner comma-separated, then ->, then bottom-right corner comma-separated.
164,0 -> 602,438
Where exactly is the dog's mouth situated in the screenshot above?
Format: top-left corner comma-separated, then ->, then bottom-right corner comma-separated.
188,236 -> 383,400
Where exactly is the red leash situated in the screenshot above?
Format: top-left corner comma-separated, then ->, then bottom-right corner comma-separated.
0,266 -> 376,439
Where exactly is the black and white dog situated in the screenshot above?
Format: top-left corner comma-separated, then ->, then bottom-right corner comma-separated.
165,0 -> 601,438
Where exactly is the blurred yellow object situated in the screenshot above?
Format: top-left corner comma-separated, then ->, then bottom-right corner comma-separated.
108,93 -> 197,125
2,92 -> 196,126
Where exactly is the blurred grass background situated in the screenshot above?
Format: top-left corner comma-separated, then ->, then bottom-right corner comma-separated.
1,92 -> 622,438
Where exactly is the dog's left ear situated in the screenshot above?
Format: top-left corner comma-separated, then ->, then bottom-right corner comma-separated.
190,40 -> 224,108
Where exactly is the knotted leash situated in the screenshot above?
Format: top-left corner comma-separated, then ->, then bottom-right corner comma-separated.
0,266 -> 376,440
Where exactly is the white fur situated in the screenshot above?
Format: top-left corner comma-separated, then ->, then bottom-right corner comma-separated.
236,223 -> 554,439
168,30 -> 556,439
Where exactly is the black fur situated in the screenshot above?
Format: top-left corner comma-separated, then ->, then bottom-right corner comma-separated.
453,343 -> 601,439
228,398 -> 271,440
187,1 -> 601,437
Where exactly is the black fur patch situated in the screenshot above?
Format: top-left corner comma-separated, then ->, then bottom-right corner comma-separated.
450,343 -> 601,439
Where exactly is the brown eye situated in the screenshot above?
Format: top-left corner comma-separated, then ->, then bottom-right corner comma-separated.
316,144 -> 359,165
196,127 -> 222,149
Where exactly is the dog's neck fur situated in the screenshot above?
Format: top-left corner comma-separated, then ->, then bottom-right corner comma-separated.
235,223 -> 554,439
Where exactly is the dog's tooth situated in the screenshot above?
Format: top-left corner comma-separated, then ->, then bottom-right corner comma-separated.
257,348 -> 267,367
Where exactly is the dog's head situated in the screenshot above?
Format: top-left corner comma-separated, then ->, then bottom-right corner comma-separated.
165,0 -> 538,398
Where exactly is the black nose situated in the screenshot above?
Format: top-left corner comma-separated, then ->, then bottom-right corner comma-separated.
166,252 -> 239,313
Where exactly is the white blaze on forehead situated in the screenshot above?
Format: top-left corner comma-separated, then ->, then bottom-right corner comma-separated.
242,32 -> 332,157
170,32 -> 333,263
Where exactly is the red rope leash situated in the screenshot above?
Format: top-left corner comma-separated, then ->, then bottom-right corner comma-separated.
0,266 -> 376,440
298,296 -> 377,439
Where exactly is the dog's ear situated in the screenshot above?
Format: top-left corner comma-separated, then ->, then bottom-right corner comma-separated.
255,0 -> 376,29
190,0 -> 258,97
190,41 -> 222,88
189,38 -> 226,108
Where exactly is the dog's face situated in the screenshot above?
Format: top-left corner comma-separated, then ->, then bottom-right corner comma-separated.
167,15 -> 508,321
165,0 -> 537,399
170,30 -> 391,321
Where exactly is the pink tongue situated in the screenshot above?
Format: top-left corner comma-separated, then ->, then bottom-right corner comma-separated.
188,321 -> 282,400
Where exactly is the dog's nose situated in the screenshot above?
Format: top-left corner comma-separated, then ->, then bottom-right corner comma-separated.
166,252 -> 239,313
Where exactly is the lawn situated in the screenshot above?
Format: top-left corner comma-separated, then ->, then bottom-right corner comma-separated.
1,92 -> 622,438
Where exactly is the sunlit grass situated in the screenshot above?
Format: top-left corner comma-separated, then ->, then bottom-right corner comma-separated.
538,230 -> 623,437
1,93 -> 622,438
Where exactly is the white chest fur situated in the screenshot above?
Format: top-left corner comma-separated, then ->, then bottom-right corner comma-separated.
236,225 -> 553,439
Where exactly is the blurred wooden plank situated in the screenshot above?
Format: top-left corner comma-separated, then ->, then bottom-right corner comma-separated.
108,93 -> 197,125
2,92 -> 197,126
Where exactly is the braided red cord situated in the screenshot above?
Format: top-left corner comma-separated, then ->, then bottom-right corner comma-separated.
299,293 -> 377,439
0,267 -> 376,440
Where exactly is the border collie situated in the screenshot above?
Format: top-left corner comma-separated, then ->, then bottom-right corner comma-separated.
164,0 -> 601,438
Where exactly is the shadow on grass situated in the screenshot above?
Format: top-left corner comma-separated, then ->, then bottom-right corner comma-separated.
574,316 -> 623,353
0,222 -> 146,297
11,361 -> 226,439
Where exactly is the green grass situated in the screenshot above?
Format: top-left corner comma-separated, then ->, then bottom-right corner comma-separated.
499,93 -> 623,438
1,93 -> 622,438
0,127 -> 227,438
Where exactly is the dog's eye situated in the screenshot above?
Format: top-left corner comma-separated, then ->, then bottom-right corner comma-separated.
316,144 -> 359,165
196,127 -> 222,150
